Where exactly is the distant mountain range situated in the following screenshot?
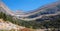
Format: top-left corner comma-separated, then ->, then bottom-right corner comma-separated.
18,1 -> 60,21
0,1 -> 60,21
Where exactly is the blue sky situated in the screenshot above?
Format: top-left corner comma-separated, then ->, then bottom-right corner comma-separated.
2,0 -> 57,12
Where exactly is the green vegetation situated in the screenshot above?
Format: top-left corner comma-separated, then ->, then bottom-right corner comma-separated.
0,12 -> 18,24
0,12 -> 7,21
18,15 -> 60,29
0,12 -> 60,30
0,29 -> 21,31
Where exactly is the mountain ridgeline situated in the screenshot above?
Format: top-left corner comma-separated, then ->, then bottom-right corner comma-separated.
27,1 -> 60,19
14,1 -> 60,21
0,1 -> 60,29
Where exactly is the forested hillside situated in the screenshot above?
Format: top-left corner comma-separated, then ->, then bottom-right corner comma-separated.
0,12 -> 60,29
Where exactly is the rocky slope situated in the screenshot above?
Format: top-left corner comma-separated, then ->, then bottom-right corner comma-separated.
0,19 -> 35,31
0,19 -> 25,30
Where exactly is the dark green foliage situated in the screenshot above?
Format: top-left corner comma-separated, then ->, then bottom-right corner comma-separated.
41,15 -> 60,28
0,12 -> 7,21
0,12 -> 18,24
10,15 -> 60,29
19,15 -> 60,29
0,12 -> 60,29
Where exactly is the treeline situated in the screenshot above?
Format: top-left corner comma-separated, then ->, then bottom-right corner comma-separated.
0,12 -> 18,24
0,12 -> 60,29
18,15 -> 60,29
0,12 -> 7,21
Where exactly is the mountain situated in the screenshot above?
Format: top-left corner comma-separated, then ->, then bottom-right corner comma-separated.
0,2 -> 15,16
0,1 -> 60,21
18,1 -> 60,21
1,1 -> 60,29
